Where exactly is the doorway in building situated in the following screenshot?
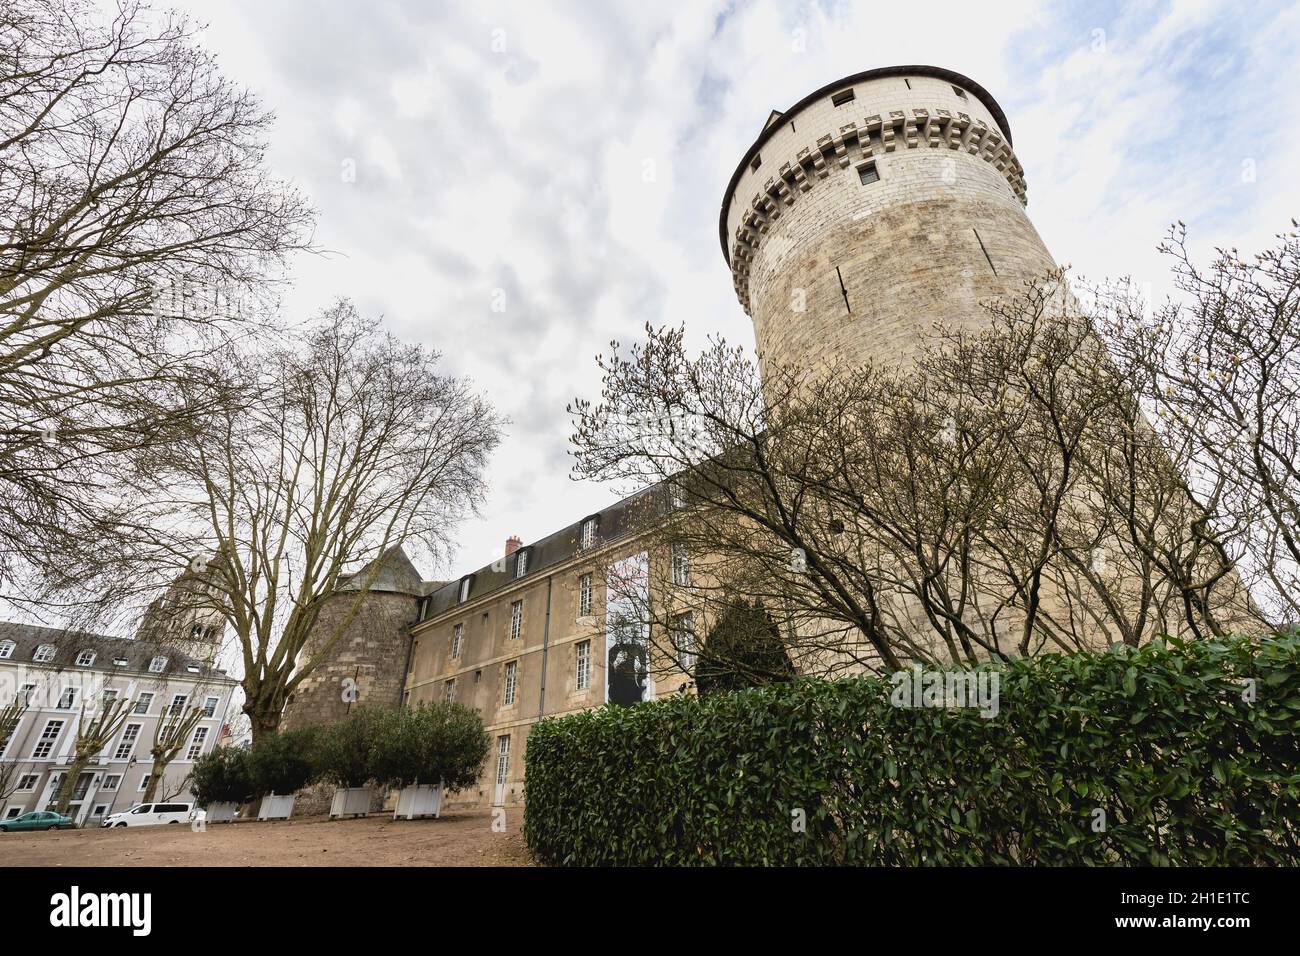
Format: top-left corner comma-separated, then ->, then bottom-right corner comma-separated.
493,734 -> 510,806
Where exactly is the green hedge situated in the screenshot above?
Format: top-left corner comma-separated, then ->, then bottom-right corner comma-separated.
523,634 -> 1300,865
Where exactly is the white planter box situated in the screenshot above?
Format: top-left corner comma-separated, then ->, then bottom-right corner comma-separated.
257,793 -> 296,820
393,783 -> 442,820
205,801 -> 239,824
329,787 -> 373,819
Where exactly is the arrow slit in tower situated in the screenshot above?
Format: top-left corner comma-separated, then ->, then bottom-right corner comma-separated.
835,265 -> 852,313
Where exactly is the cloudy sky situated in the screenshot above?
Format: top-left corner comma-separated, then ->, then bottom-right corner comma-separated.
168,0 -> 1300,582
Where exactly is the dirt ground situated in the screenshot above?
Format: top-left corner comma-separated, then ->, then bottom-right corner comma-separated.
0,808 -> 535,867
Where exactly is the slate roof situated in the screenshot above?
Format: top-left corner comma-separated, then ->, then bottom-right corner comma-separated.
0,621 -> 233,681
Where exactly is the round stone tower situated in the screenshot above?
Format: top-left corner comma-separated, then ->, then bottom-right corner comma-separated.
720,65 -> 1058,376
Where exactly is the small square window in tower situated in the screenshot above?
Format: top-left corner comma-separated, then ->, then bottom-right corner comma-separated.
831,89 -> 855,107
952,85 -> 967,99
858,162 -> 879,185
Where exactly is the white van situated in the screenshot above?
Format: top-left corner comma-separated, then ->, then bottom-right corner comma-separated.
101,802 -> 194,828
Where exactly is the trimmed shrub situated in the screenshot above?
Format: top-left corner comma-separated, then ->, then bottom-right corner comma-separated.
369,701 -> 490,791
248,726 -> 320,795
313,708 -> 382,788
190,746 -> 255,807
525,634 -> 1300,865
695,600 -> 796,696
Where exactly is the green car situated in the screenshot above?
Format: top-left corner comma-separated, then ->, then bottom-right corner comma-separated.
0,810 -> 76,832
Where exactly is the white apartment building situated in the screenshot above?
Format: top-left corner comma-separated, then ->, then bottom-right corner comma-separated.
0,622 -> 237,825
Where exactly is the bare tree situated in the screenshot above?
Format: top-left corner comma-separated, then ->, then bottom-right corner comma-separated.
54,693 -> 134,814
0,0 -> 314,596
571,268 -> 1266,679
68,301 -> 502,741
0,698 -> 26,813
142,702 -> 203,802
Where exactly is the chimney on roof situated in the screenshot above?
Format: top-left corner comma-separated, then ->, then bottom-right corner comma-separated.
505,536 -> 522,557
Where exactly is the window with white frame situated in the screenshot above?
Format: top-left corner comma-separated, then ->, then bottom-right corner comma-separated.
76,649 -> 96,666
675,612 -> 697,669
503,661 -> 518,706
451,623 -> 463,659
102,774 -> 121,791
496,735 -> 510,785
138,773 -> 151,792
458,576 -> 472,604
0,639 -> 14,659
92,805 -> 108,817
33,644 -> 55,663
102,688 -> 120,707
17,773 -> 39,791
148,656 -> 167,673
515,548 -> 529,579
202,696 -> 219,718
510,601 -> 523,640
671,542 -> 690,585
113,656 -> 128,667
31,719 -> 64,758
19,683 -> 35,704
445,678 -> 456,704
186,727 -> 209,760
579,573 -> 593,617
113,723 -> 141,760
133,693 -> 153,715
575,640 -> 591,691
580,516 -> 598,550
57,687 -> 76,709
169,693 -> 187,715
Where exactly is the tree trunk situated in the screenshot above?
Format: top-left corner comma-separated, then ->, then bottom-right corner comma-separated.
142,756 -> 167,802
247,703 -> 283,744
54,757 -> 88,816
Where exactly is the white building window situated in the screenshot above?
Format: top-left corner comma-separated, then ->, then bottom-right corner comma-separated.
114,723 -> 141,760
671,542 -> 690,586
169,694 -> 187,715
75,649 -> 96,666
101,688 -> 120,708
0,640 -> 14,659
451,623 -> 463,659
148,656 -> 168,673
675,612 -> 697,669
458,576 -> 472,603
19,683 -> 35,704
31,719 -> 64,759
496,735 -> 510,786
575,640 -> 591,691
57,687 -> 76,709
186,727 -> 209,760
515,548 -> 529,579
579,573 -> 593,617
133,693 -> 153,715
580,516 -> 598,550
33,644 -> 55,663
503,661 -> 518,706
17,773 -> 39,791
92,805 -> 108,817
445,678 -> 456,704
113,656 -> 128,667
138,773 -> 151,792
202,696 -> 219,718
510,601 -> 523,641
101,774 -> 121,791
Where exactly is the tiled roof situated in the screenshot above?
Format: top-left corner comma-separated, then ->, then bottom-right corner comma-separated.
0,621 -> 233,681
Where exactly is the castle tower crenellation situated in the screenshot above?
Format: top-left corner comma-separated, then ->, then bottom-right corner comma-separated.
720,66 -> 1057,378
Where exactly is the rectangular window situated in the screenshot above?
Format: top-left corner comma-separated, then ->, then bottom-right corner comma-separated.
451,623 -> 464,659
580,517 -> 598,550
510,601 -> 523,641
445,678 -> 456,704
169,694 -> 187,715
33,644 -> 55,663
831,89 -> 855,107
503,661 -> 518,706
579,573 -> 593,617
17,774 -> 39,791
858,161 -> 879,185
458,577 -> 471,603
675,612 -> 697,669
515,549 -> 528,579
672,543 -> 691,586
93,805 -> 108,817
496,735 -> 511,785
575,640 -> 591,691
186,727 -> 209,761
138,774 -> 150,792
102,774 -> 121,791
749,154 -> 761,172
0,640 -> 13,659
57,687 -> 76,709
31,720 -> 64,759
114,723 -> 141,761
102,688 -> 120,707
202,696 -> 219,718
134,693 -> 153,715
148,656 -> 167,673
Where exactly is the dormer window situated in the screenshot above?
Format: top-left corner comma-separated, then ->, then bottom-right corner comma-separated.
515,549 -> 529,579
186,665 -> 200,674
76,649 -> 96,666
457,576 -> 473,604
0,640 -> 14,660
148,656 -> 168,673
113,657 -> 129,667
33,644 -> 55,663
580,516 -> 599,550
